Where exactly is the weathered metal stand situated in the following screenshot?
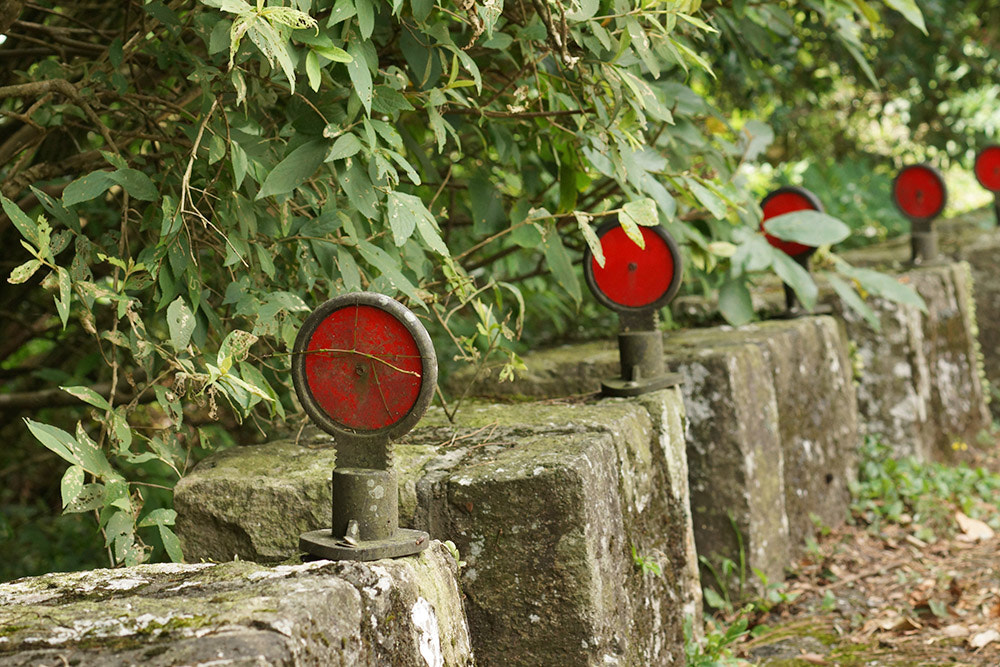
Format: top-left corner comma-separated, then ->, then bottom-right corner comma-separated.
603,311 -> 682,397
293,292 -> 436,561
583,219 -> 683,397
974,145 -> 1000,227
892,163 -> 947,266
760,185 -> 829,318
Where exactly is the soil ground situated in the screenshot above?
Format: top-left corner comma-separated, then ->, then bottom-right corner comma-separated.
739,525 -> 1000,666
728,446 -> 1000,666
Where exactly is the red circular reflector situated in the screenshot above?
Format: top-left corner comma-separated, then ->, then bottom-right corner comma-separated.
760,187 -> 822,257
302,304 -> 423,431
975,146 -> 1000,193
893,164 -> 946,220
590,225 -> 676,309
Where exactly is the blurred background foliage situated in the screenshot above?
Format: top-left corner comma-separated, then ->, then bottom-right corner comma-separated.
0,0 -> 996,580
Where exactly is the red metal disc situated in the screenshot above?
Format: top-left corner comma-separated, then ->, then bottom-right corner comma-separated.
893,164 -> 946,220
760,188 -> 821,257
302,304 -> 423,431
590,225 -> 676,309
975,146 -> 1000,192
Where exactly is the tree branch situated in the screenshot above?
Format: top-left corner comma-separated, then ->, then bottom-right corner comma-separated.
0,382 -> 154,411
0,79 -> 119,154
446,107 -> 590,119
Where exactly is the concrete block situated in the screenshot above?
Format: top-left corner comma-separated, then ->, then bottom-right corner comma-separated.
960,232 -> 1000,414
175,396 -> 696,666
451,328 -> 807,595
0,542 -> 472,666
670,318 -> 858,545
827,262 -> 990,460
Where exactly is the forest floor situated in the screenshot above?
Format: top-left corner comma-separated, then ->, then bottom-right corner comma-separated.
725,444 -> 1000,666
739,523 -> 1000,666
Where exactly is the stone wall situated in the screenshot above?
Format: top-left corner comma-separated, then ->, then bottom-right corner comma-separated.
457,315 -> 858,596
826,262 -> 990,460
0,543 -> 472,666
174,392 -> 698,666
3,236 -> 993,666
960,231 -> 1000,414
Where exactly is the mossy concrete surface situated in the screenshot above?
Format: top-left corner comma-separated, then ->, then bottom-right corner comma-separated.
456,316 -> 858,592
175,395 -> 696,666
0,542 -> 472,666
825,261 -> 990,461
174,437 -> 337,563
960,231 -> 1000,417
663,317 -> 858,550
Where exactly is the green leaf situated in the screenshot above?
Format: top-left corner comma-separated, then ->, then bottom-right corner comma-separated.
202,0 -> 251,11
25,419 -> 76,467
356,240 -> 425,305
231,141 -> 249,187
331,248 -> 359,292
742,120 -> 774,162
356,0 -> 374,39
684,177 -> 727,219
24,419 -> 114,477
825,272 -> 880,330
719,278 -> 754,326
167,297 -> 196,350
621,198 -> 659,227
836,261 -> 927,313
618,214 -> 646,250
305,50 -> 321,91
66,483 -> 105,513
60,385 -> 112,411
576,213 -> 604,268
386,191 -> 417,246
8,259 -> 42,285
256,140 -> 328,199
55,267 -> 71,328
387,191 -> 448,254
703,587 -> 727,610
327,133 -> 363,161
567,0 -> 598,21
339,160 -> 379,219
883,0 -> 927,34
247,20 -> 298,93
772,252 -> 817,310
1,195 -> 40,245
372,86 -> 415,115
105,510 -> 134,553
159,524 -> 184,562
63,171 -> 115,207
60,465 -> 85,509
763,210 -> 850,247
30,186 -> 79,232
138,508 -> 177,527
346,42 -> 373,115
313,44 -> 352,62
543,230 -> 581,304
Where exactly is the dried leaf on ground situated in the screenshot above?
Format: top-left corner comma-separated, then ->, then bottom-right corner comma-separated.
969,628 -> 1000,649
955,511 -> 995,542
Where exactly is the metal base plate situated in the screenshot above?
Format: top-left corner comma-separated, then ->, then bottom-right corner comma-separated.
601,372 -> 683,397
300,528 -> 429,561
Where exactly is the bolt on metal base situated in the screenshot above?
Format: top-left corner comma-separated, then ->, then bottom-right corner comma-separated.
602,326 -> 681,397
300,528 -> 429,561
301,467 -> 429,562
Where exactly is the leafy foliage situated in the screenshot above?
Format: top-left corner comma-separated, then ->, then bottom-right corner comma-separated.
0,0 -> 931,568
850,435 -> 1000,540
